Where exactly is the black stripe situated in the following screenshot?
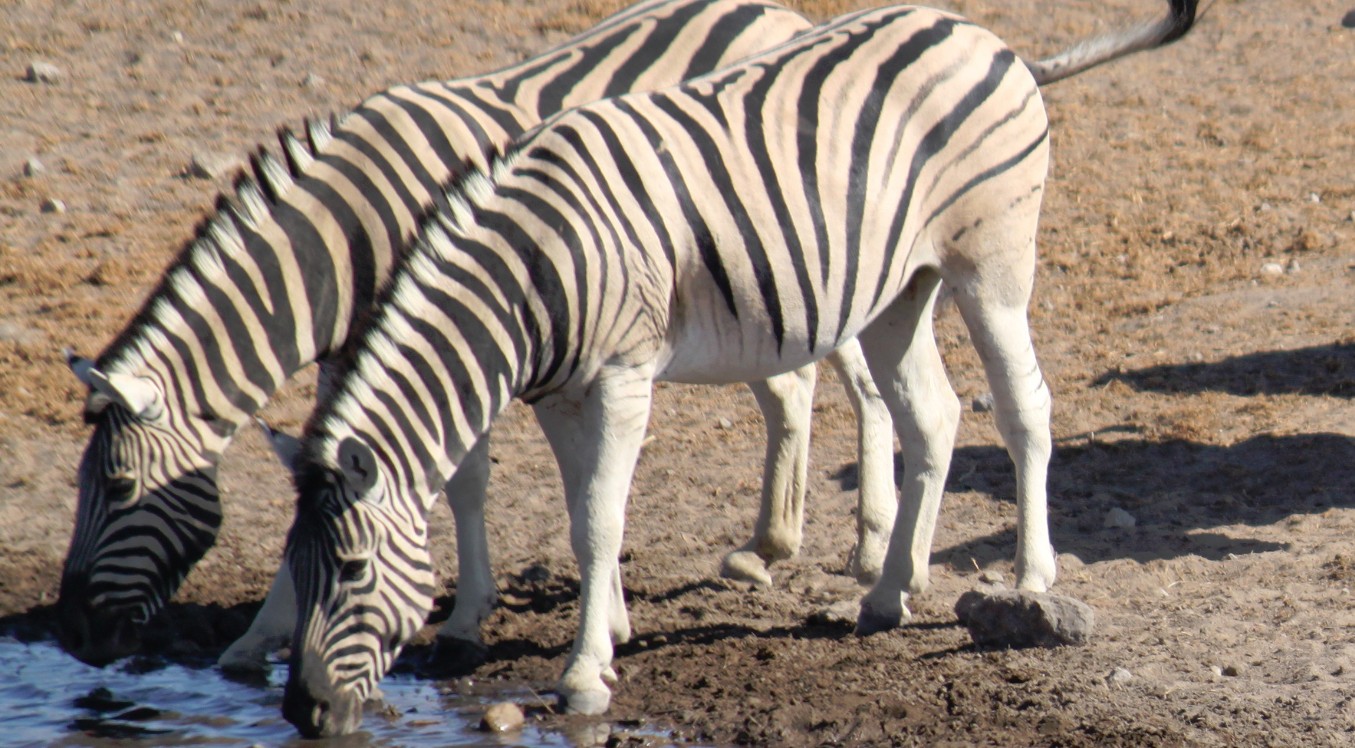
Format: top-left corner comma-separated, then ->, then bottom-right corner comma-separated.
653,92 -> 786,351
842,14 -> 956,342
870,48 -> 1017,309
681,3 -> 788,80
601,0 -> 707,98
537,25 -> 641,115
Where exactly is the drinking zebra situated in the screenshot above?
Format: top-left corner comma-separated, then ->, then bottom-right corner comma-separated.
59,0 -> 907,672
275,0 -> 1198,734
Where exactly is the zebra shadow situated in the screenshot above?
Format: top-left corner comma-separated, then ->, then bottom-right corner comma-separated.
1090,341 -> 1354,398
832,431 -> 1354,569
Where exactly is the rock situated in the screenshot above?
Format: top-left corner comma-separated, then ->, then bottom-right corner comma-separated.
977,570 -> 1005,586
301,72 -> 325,88
1285,258 -> 1300,274
1106,667 -> 1134,687
479,701 -> 525,732
972,392 -> 995,412
186,152 -> 242,180
22,157 -> 44,177
1104,507 -> 1136,529
1345,9 -> 1355,28
717,417 -> 733,430
1221,663 -> 1244,677
40,198 -> 66,214
25,61 -> 62,84
1259,262 -> 1284,278
954,588 -> 1095,648
806,599 -> 859,627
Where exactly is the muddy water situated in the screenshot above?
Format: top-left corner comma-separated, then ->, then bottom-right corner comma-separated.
0,637 -> 579,747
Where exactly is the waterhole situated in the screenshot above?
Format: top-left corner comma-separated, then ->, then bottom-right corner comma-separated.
0,637 -> 588,747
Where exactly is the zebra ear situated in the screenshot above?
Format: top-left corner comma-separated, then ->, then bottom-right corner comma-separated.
257,419 -> 304,474
65,348 -> 97,386
337,437 -> 379,495
86,368 -> 163,420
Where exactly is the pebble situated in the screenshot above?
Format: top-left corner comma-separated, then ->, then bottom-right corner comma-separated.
972,392 -> 995,412
25,60 -> 62,84
717,417 -> 733,430
302,72 -> 325,88
977,570 -> 1005,586
1221,663 -> 1244,677
186,152 -> 242,180
1285,258 -> 1300,274
1106,667 -> 1134,687
22,157 -> 44,177
40,198 -> 66,214
1343,9 -> 1355,27
1104,507 -> 1136,530
171,30 -> 185,44
954,588 -> 1095,648
1259,262 -> 1285,278
479,702 -> 525,732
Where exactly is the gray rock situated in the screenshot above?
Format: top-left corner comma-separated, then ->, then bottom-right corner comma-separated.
301,72 -> 325,88
25,61 -> 62,84
22,157 -> 44,177
954,588 -> 1095,648
977,570 -> 1005,586
972,392 -> 995,412
1106,667 -> 1133,687
1104,507 -> 1136,529
479,701 -> 525,732
40,198 -> 66,214
1345,9 -> 1355,28
806,599 -> 859,627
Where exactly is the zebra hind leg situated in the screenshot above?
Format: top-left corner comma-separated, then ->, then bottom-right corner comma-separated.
950,264 -> 1056,594
720,364 -> 816,587
827,340 -> 898,585
853,269 -> 962,636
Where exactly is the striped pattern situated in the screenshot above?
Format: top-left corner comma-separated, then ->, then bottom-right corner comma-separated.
281,0 -> 1197,732
57,0 -> 814,667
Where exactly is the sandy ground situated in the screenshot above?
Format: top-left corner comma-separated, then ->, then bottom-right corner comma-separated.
1,0 -> 1353,744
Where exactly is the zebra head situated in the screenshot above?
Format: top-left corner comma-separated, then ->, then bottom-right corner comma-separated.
58,352 -> 223,666
281,434 -> 436,738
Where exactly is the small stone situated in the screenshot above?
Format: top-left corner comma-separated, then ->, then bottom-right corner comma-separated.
955,588 -> 1095,648
301,72 -> 325,88
479,702 -> 525,732
1285,258 -> 1301,274
717,417 -> 733,430
1221,663 -> 1244,677
1259,262 -> 1285,278
1308,192 -> 1321,204
1343,9 -> 1355,27
22,157 -> 44,177
1104,507 -> 1136,529
1106,667 -> 1134,687
25,61 -> 62,84
40,198 -> 66,214
972,392 -> 996,412
186,152 -> 242,180
171,30 -> 185,44
806,599 -> 859,627
977,570 -> 1005,586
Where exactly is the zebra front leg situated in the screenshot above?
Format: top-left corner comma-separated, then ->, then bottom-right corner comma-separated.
218,560 -> 295,673
720,364 -> 815,587
533,367 -> 654,716
432,435 -> 496,669
828,340 -> 897,585
855,272 -> 961,635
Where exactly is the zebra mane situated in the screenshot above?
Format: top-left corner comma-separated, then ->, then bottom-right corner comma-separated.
303,142 -> 520,454
97,114 -> 347,374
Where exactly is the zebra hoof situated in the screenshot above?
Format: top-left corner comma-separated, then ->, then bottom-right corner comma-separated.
719,550 -> 774,587
424,635 -> 489,677
854,600 -> 907,637
560,687 -> 612,716
217,646 -> 273,676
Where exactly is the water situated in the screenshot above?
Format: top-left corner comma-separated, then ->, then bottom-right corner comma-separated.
0,638 -> 580,747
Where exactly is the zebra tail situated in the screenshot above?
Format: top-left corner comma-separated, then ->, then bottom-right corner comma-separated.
1024,0 -> 1198,86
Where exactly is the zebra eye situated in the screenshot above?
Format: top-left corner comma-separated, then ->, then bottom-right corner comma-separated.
338,558 -> 369,584
106,476 -> 138,504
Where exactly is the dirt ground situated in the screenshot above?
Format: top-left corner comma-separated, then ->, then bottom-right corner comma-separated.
1,0 -> 1353,745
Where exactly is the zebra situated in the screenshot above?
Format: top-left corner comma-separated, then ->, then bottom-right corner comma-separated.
276,0 -> 1198,733
57,0 -> 907,672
